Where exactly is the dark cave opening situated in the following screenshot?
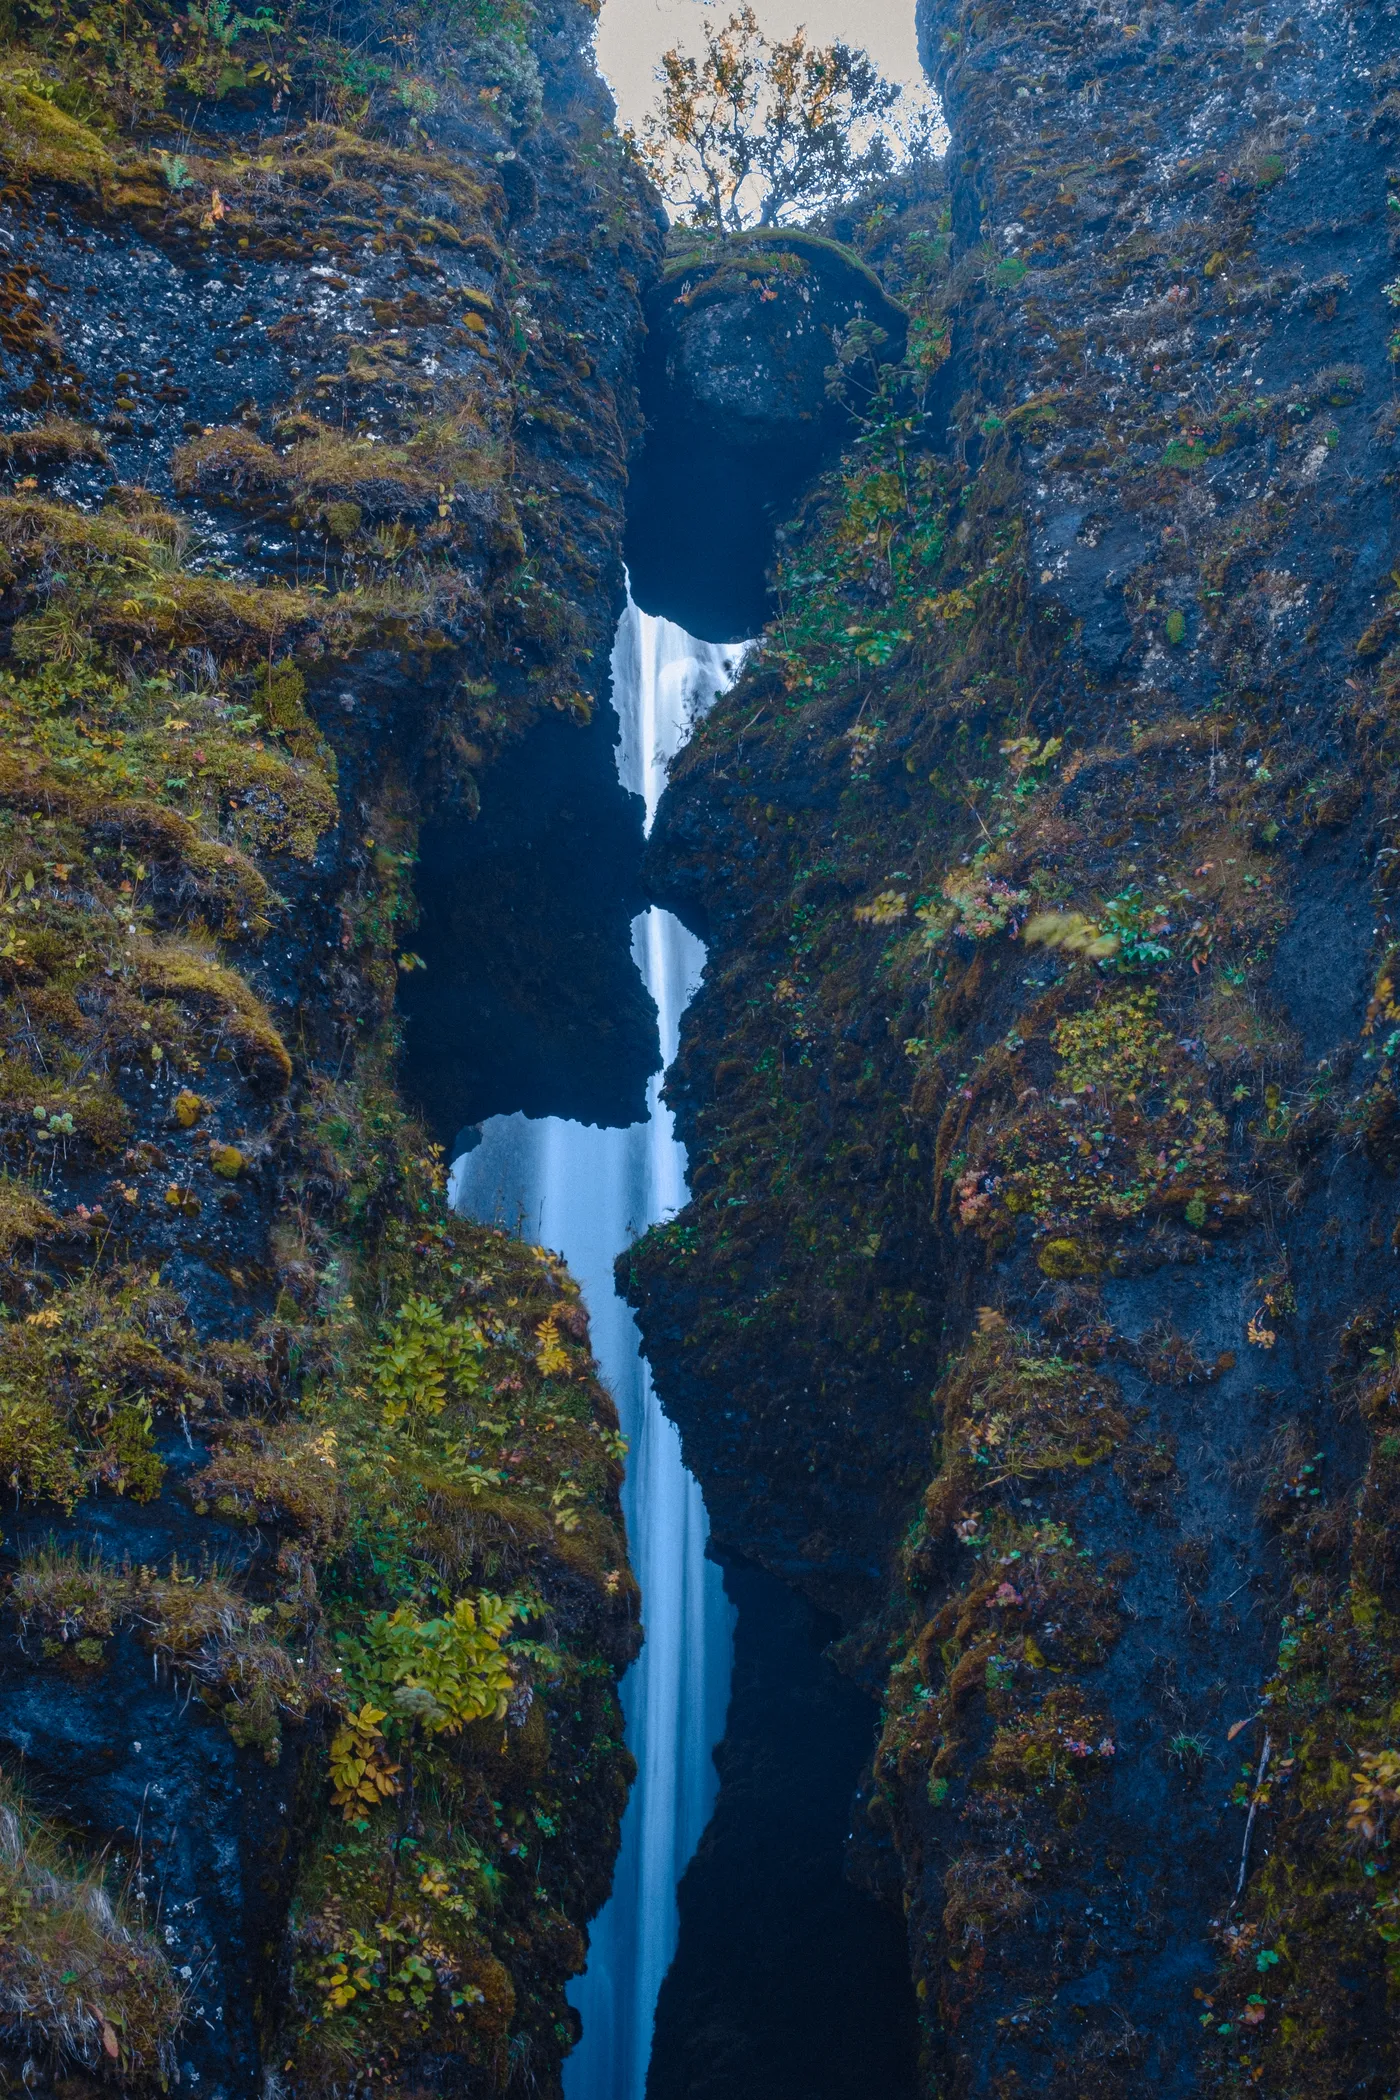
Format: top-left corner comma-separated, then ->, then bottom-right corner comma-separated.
624,232 -> 909,645
624,435 -> 815,647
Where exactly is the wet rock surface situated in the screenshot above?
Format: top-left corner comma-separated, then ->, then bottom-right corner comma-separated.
402,694 -> 657,1138
647,1556 -> 919,2100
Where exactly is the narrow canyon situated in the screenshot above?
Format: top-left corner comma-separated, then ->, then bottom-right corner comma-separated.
0,0 -> 1394,2093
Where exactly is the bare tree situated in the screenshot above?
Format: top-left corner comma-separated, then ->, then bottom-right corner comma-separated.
636,6 -> 903,233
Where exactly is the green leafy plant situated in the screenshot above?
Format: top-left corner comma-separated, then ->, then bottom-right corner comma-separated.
155,151 -> 193,191
1100,888 -> 1173,972
338,1592 -> 526,1738
367,1294 -> 484,1427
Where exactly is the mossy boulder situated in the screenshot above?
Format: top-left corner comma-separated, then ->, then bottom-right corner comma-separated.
651,232 -> 906,455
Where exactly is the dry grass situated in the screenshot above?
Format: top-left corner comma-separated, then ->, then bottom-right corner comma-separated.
0,1174 -> 58,1260
8,1547 -> 329,1763
0,419 -> 109,470
0,1772 -> 183,2075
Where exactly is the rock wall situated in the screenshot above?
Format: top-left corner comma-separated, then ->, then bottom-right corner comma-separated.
627,3 -> 1400,2094
0,0 -> 658,2091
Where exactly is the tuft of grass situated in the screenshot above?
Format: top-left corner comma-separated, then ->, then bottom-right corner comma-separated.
191,1418 -> 345,1546
131,936 -> 292,1089
0,1770 -> 183,2074
0,1173 -> 58,1259
0,419 -> 109,471
171,427 -> 289,503
8,1546 -> 329,1762
172,415 -> 503,535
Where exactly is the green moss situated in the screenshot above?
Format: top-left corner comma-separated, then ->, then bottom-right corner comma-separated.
0,20 -> 653,2083
132,938 -> 292,1088
325,499 -> 363,540
1036,1236 -> 1095,1279
0,657 -> 324,892
0,1267 -> 217,1510
660,226 -> 906,318
0,70 -> 114,190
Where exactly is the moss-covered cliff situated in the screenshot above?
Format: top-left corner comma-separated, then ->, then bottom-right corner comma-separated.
627,0 -> 1400,2091
0,0 -> 659,2090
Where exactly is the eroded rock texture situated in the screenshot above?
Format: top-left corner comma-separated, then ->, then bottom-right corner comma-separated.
626,2 -> 1400,2094
0,3 -> 658,2092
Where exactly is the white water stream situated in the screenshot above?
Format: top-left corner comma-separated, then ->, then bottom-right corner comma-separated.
451,599 -> 745,2100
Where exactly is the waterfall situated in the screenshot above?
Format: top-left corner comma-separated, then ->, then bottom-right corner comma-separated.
451,596 -> 745,2100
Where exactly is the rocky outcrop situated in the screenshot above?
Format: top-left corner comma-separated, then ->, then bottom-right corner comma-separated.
628,9 -> 1400,2098
0,1 -> 657,2091
626,231 -> 908,640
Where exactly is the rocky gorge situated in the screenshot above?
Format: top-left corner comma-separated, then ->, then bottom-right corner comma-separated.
0,0 -> 1397,2091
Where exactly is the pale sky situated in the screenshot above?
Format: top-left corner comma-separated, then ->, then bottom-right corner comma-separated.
595,0 -> 935,138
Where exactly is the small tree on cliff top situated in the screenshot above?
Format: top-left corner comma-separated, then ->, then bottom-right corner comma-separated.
637,5 -> 903,233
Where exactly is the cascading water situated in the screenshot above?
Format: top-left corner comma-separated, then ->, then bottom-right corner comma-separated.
451,597 -> 746,2100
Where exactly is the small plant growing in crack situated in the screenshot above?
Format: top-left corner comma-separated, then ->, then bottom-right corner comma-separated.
1167,1730 -> 1212,1773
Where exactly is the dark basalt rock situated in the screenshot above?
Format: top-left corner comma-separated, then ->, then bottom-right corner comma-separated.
0,0 -> 660,2085
625,232 -> 907,642
623,0 -> 1400,2086
647,1556 -> 919,2100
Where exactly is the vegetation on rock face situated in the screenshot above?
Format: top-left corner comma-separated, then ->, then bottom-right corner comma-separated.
625,0 -> 1400,2087
0,1774 -> 184,2078
0,0 -> 655,2086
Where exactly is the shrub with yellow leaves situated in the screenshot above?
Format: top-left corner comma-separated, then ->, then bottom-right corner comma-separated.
853,888 -> 908,926
1022,909 -> 1120,962
368,1293 -> 483,1427
1348,1748 -> 1400,1846
534,1314 -> 571,1377
328,1705 -> 402,1821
